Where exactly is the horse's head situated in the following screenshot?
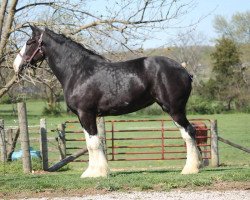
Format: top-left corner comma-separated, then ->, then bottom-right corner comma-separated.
13,25 -> 45,73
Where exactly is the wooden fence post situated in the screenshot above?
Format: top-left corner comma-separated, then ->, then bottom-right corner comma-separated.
211,120 -> 219,167
57,123 -> 66,160
40,118 -> 48,171
6,128 -> 20,161
17,102 -> 32,173
97,117 -> 107,159
0,119 -> 7,162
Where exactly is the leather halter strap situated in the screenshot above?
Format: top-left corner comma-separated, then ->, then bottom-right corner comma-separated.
23,32 -> 44,66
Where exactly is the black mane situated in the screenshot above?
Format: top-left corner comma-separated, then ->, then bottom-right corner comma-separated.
44,28 -> 106,60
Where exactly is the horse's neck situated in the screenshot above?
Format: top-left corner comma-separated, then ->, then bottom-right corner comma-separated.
43,34 -> 103,88
44,38 -> 83,87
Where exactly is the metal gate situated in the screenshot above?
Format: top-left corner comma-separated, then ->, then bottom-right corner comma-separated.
63,118 -> 211,162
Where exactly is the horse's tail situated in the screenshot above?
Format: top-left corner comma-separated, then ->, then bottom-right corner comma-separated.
181,62 -> 193,82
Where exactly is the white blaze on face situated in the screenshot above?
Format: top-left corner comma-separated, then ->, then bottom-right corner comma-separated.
13,44 -> 27,73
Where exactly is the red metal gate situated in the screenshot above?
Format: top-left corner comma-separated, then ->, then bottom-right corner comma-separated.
63,119 -> 211,162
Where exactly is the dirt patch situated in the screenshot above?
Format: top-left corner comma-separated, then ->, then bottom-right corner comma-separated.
208,181 -> 250,191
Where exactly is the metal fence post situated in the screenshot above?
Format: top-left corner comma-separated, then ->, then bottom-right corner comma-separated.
40,118 -> 48,171
211,120 -> 219,167
0,119 -> 7,162
17,102 -> 32,173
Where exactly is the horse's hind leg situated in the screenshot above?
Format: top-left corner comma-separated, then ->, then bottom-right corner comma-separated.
157,99 -> 202,174
78,111 -> 109,178
171,112 -> 202,174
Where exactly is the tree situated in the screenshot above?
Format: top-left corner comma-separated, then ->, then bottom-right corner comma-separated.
206,37 -> 245,110
168,30 -> 208,88
213,11 -> 250,83
213,11 -> 250,44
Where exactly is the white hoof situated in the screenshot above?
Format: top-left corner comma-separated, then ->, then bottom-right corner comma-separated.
181,159 -> 202,174
80,166 -> 109,178
181,165 -> 200,174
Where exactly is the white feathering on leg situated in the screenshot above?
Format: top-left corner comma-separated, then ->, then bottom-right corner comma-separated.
176,123 -> 202,174
81,130 -> 109,178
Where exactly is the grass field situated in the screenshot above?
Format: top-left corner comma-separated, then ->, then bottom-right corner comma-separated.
0,100 -> 250,197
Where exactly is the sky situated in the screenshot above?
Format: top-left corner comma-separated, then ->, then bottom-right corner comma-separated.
89,0 -> 249,48
186,1 -> 249,42
143,0 -> 250,48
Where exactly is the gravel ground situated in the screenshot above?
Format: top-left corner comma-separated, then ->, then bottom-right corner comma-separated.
19,190 -> 250,200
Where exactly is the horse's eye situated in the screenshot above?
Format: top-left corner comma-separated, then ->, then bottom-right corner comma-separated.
26,39 -> 36,45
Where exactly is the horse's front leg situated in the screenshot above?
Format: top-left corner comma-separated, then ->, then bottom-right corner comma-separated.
78,111 -> 109,178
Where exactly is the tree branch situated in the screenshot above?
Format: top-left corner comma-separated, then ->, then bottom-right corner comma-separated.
15,2 -> 55,12
70,17 -> 171,35
0,74 -> 19,98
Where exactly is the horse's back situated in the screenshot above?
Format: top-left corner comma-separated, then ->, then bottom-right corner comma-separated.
116,56 -> 191,82
107,55 -> 192,100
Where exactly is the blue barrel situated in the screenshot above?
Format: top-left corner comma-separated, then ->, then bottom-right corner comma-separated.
11,147 -> 41,161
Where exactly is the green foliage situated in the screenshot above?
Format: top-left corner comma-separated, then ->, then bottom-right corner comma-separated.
0,95 -> 20,104
42,104 -> 62,116
187,96 -> 225,114
200,37 -> 247,111
211,37 -> 241,76
0,95 -> 13,104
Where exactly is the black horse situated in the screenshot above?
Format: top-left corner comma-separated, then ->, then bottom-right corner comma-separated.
13,26 -> 202,177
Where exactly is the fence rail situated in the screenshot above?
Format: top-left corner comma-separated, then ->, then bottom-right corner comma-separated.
1,114 -> 226,172
63,118 -> 212,163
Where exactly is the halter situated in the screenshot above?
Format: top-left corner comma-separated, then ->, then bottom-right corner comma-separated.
22,32 -> 44,68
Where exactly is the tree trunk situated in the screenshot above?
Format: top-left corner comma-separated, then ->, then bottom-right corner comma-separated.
0,0 -> 18,60
0,0 -> 8,37
227,96 -> 236,111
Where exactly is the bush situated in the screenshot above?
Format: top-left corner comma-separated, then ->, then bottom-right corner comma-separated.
0,95 -> 16,104
239,104 -> 250,113
42,104 -> 62,116
187,96 -> 225,114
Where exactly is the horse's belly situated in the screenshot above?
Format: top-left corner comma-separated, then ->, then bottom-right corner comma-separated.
97,95 -> 154,116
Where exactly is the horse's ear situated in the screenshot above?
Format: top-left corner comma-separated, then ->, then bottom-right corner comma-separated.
29,25 -> 41,36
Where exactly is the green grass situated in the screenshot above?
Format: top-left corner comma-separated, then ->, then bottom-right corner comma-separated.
0,101 -> 250,196
0,166 -> 249,197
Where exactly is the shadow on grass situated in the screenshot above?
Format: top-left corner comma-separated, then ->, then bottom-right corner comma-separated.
202,166 -> 247,172
110,168 -> 180,177
110,166 -> 248,177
